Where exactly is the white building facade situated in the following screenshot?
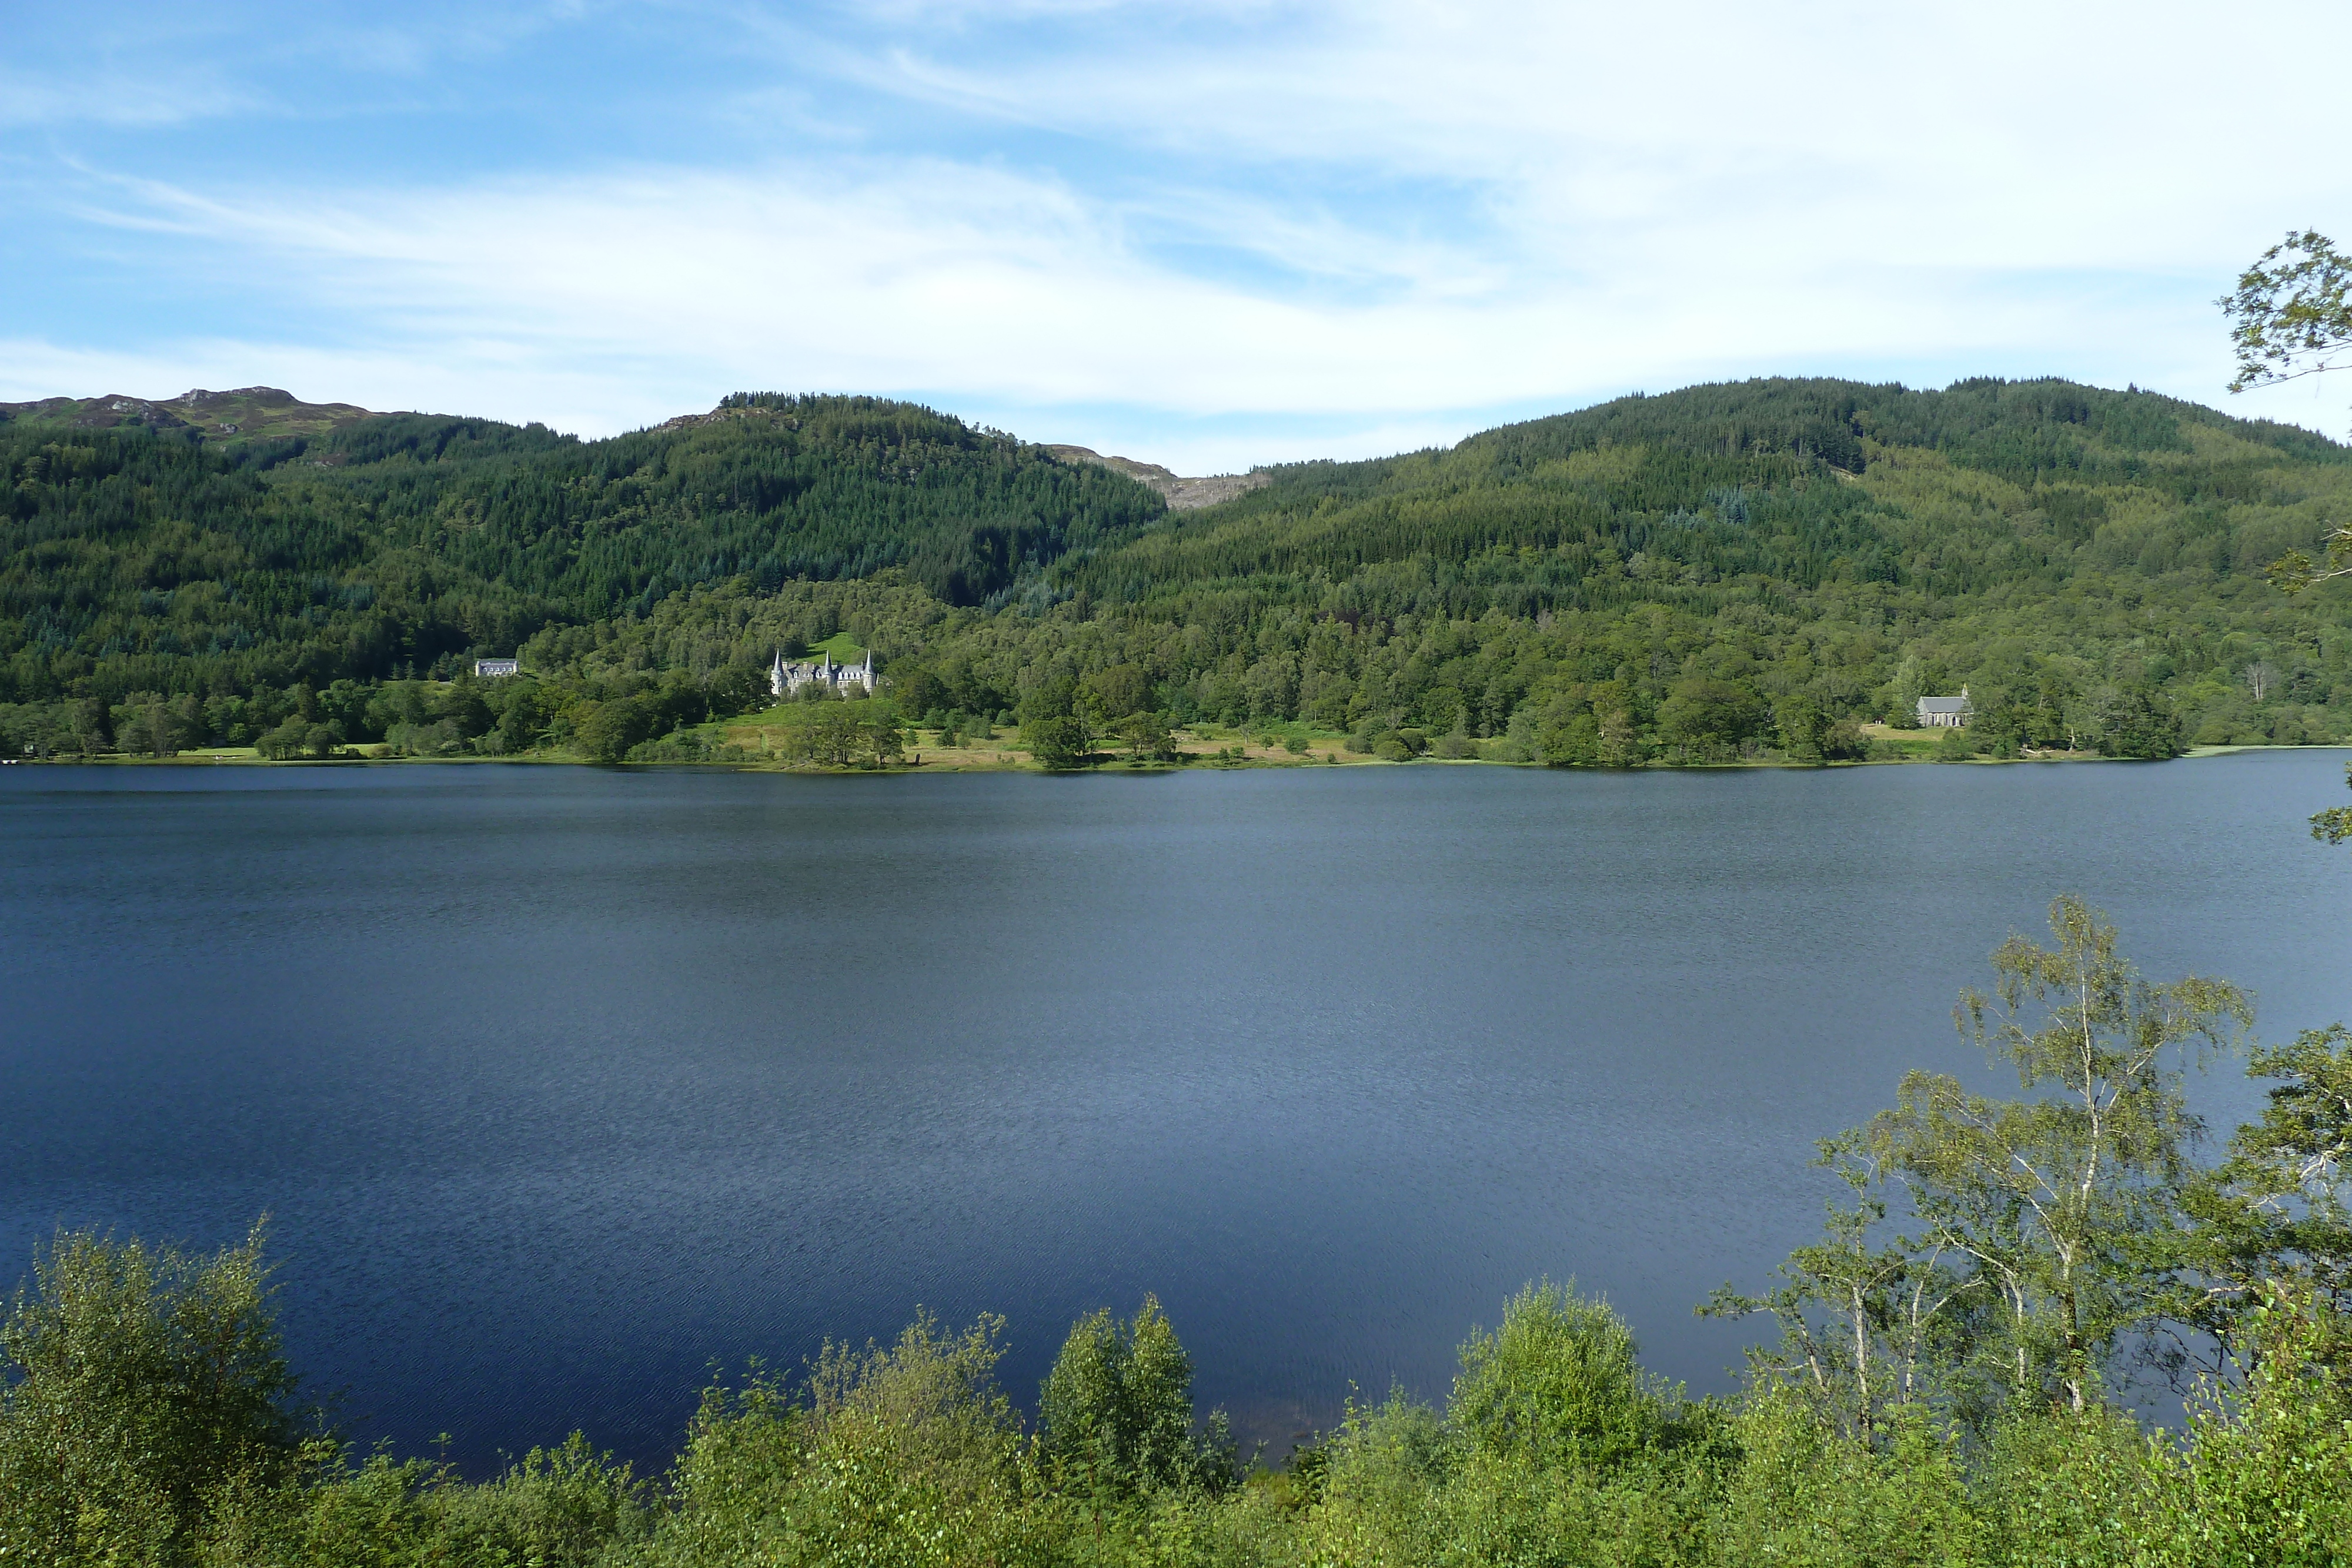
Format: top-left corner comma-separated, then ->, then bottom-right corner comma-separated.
771,647 -> 875,698
1916,687 -> 1972,727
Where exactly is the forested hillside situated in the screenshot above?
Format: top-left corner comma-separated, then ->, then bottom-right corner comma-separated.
5,377 -> 2348,765
992,376 -> 2352,763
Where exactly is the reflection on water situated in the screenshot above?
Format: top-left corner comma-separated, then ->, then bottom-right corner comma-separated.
2,754 -> 2345,1470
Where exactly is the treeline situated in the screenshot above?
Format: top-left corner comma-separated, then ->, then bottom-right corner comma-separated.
6,900 -> 2352,1564
0,666 -> 775,765
0,570 -> 2229,768
5,378 -> 2351,769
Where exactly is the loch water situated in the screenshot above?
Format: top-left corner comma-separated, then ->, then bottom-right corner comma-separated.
2,753 -> 2347,1472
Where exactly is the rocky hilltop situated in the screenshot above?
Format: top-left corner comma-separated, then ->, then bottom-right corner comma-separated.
0,387 -> 377,442
0,386 -> 1276,516
650,409 -> 1271,512
1044,445 -> 1269,510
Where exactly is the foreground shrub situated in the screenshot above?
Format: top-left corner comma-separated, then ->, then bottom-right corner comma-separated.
0,1224 -> 300,1565
1452,1282 -> 1669,1471
1712,1390 -> 1975,1568
1978,1406 -> 2173,1567
200,1436 -> 650,1568
1041,1296 -> 1238,1499
2174,1286 -> 2352,1567
629,1313 -> 1040,1567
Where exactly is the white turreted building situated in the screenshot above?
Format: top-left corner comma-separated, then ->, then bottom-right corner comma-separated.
771,646 -> 875,699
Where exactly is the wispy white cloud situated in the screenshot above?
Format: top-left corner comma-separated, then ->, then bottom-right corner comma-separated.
0,65 -> 261,129
8,0 -> 2351,467
849,0 -> 2350,270
48,161 -> 2053,392
0,4 -> 609,130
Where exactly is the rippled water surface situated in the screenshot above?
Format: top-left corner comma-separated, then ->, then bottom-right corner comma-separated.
3,755 -> 2346,1470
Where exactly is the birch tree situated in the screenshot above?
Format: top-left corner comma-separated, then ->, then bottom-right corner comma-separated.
1860,897 -> 2250,1413
2224,231 -> 2352,593
2170,1025 -> 2352,1375
1703,1147 -> 1972,1439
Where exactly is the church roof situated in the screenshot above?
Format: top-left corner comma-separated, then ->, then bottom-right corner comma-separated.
1917,696 -> 1971,714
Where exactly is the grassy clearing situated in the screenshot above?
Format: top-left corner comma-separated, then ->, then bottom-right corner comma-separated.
1862,724 -> 2125,763
116,721 -> 2341,773
1857,723 -> 1948,759
804,631 -> 867,664
2186,741 -> 2352,757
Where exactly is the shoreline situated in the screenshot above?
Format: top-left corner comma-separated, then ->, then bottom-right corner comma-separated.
9,741 -> 2343,774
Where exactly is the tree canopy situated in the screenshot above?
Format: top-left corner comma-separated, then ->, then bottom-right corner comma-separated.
6,376 -> 2351,769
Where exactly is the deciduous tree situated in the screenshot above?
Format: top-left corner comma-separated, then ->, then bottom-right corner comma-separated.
2224,231 -> 2352,592
1021,714 -> 1088,770
864,708 -> 906,767
2170,1026 -> 2352,1372
1863,897 -> 2250,1413
1039,1296 -> 1232,1497
0,1224 -> 302,1564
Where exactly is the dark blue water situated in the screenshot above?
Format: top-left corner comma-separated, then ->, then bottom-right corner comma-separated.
2,755 -> 2346,1472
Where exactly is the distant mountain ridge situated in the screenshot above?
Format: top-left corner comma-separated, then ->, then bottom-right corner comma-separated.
1043,445 -> 1269,510
0,388 -> 1248,497
0,386 -> 377,442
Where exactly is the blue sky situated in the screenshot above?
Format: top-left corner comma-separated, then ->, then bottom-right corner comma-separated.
5,0 -> 2350,472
